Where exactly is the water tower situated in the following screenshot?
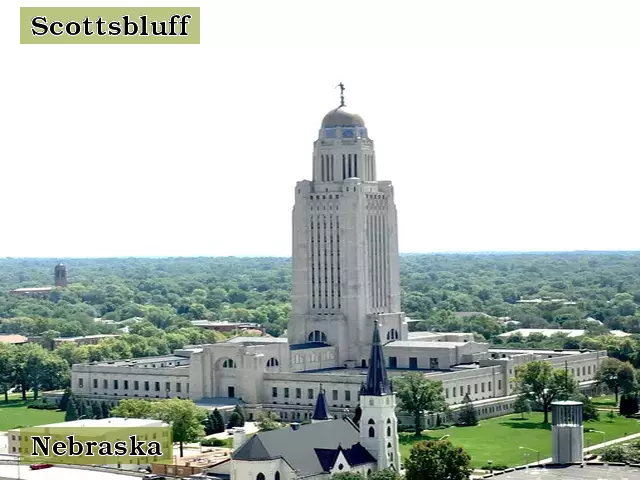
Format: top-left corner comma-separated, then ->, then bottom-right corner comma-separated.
551,400 -> 583,464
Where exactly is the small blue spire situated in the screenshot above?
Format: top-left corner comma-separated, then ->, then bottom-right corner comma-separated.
360,321 -> 392,396
312,384 -> 333,421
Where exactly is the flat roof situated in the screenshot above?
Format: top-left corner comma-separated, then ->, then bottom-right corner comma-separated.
9,287 -> 54,292
489,348 -> 581,356
54,334 -> 119,341
87,355 -> 189,367
386,340 -> 468,348
0,464 -> 142,480
493,464 -> 640,479
0,334 -> 28,344
225,336 -> 287,344
17,417 -> 166,429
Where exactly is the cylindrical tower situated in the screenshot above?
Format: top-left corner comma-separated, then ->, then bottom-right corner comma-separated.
54,263 -> 68,288
551,400 -> 583,464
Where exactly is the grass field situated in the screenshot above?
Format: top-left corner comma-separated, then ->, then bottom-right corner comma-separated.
0,398 -> 65,431
592,394 -> 618,407
399,412 -> 640,468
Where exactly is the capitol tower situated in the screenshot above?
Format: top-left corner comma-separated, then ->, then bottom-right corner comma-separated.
288,85 -> 408,364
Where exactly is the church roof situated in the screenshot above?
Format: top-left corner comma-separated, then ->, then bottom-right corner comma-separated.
361,321 -> 393,396
315,444 -> 377,471
232,419 -> 368,475
321,107 -> 365,128
312,385 -> 333,421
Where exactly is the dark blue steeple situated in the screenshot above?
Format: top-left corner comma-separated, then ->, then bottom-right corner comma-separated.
312,384 -> 333,422
360,320 -> 392,396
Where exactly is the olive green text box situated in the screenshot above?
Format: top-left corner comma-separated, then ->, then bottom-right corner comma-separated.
18,426 -> 173,464
20,7 -> 200,44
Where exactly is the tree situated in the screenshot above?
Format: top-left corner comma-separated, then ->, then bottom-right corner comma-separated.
58,388 -> 71,412
204,409 -> 225,435
395,372 -> 446,435
229,405 -> 245,427
111,398 -> 157,418
353,404 -> 362,425
332,473 -> 364,480
369,470 -> 402,480
513,395 -> 531,419
101,401 -> 110,418
65,398 -> 79,421
456,394 -> 478,426
91,402 -> 103,419
404,439 -> 472,480
620,394 -> 639,416
515,360 -> 577,423
571,393 -> 599,421
0,345 -> 16,403
155,398 -> 207,457
256,411 -> 282,431
596,358 -> 626,403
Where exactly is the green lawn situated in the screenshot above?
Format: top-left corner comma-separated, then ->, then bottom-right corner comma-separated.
592,394 -> 617,408
399,412 -> 640,468
0,398 -> 65,431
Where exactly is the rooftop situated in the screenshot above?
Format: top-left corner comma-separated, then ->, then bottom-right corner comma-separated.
0,334 -> 28,344
86,355 -> 189,367
290,342 -> 331,350
386,340 -> 469,349
9,287 -> 53,293
0,464 -> 141,480
225,336 -> 287,345
12,417 -> 165,429
491,463 -> 640,479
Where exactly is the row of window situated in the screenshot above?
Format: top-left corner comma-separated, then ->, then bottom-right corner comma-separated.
367,212 -> 388,311
387,356 -> 439,369
271,387 -> 352,402
79,378 -> 187,394
445,379 -> 502,399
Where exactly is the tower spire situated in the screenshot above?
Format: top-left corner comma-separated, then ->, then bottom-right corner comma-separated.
336,82 -> 346,108
361,321 -> 392,396
311,383 -> 333,423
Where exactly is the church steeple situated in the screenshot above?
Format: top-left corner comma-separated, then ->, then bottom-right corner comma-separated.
361,321 -> 392,396
311,384 -> 333,423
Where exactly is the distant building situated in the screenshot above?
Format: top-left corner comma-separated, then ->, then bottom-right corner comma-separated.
190,320 -> 262,333
499,328 -> 631,340
8,263 -> 68,297
52,334 -> 121,348
54,263 -> 68,288
0,334 -> 28,345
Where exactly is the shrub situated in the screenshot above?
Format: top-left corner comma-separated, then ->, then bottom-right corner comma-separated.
201,438 -> 227,447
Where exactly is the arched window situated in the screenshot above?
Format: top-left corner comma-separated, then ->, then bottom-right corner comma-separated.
387,442 -> 392,448
368,418 -> 375,424
367,470 -> 372,477
308,330 -> 328,343
274,473 -> 280,480
266,358 -> 279,367
368,426 -> 375,437
222,359 -> 236,368
386,329 -> 399,341
387,426 -> 391,436
386,418 -> 391,423
256,474 -> 265,480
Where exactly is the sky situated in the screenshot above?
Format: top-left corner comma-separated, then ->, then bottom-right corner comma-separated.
2,0 -> 640,258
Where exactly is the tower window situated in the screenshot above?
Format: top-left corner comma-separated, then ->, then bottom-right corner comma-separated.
368,426 -> 375,437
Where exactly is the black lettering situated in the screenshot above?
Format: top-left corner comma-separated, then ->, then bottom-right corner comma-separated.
66,21 -> 81,36
67,435 -> 83,456
52,441 -> 66,456
114,440 -> 127,456
179,15 -> 191,36
108,21 -> 121,35
31,16 -> 48,36
98,441 -> 113,456
82,17 -> 94,35
147,441 -> 161,456
123,15 -> 138,35
50,21 -> 64,36
139,15 -> 148,36
31,436 -> 50,456
151,21 -> 166,36
96,17 -> 106,35
129,435 -> 145,456
168,15 -> 179,35
85,441 -> 98,456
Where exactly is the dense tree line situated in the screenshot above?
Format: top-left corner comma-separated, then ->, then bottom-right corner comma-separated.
2,253 -> 640,356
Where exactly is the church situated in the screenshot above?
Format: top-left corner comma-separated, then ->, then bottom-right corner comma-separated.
230,321 -> 400,479
70,87 -> 606,442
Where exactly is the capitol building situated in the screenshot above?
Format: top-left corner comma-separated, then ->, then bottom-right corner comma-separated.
70,92 -> 606,430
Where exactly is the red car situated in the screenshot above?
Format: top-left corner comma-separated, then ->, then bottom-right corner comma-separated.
30,464 -> 54,470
